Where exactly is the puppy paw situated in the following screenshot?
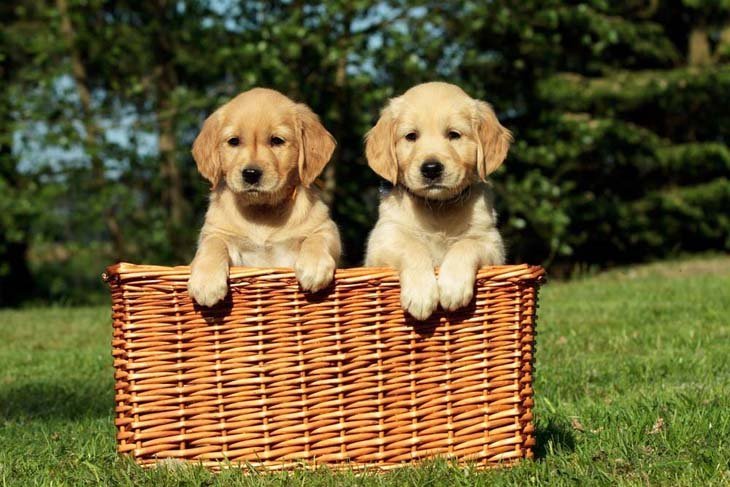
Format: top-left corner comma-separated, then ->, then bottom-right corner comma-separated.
188,266 -> 229,307
295,252 -> 336,292
400,269 -> 439,320
438,267 -> 476,311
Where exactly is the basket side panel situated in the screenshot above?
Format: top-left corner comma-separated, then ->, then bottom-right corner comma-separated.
472,281 -> 525,465
116,278 -> 196,459
518,282 -> 539,460
109,266 -> 543,470
110,280 -> 133,454
184,275 -> 307,463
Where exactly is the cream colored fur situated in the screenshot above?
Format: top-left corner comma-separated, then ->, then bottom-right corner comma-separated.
365,82 -> 511,320
188,88 -> 341,306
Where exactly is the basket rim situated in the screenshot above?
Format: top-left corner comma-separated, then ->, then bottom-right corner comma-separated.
103,262 -> 545,284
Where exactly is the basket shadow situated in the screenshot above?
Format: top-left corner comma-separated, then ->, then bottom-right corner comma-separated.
196,285 -> 339,324
0,380 -> 113,421
406,318 -> 439,337
302,284 -> 336,304
195,292 -> 234,324
534,419 -> 576,459
403,300 -> 479,338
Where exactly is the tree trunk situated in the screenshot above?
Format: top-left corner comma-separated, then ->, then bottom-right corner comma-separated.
152,0 -> 188,258
715,24 -> 730,62
56,0 -> 100,177
318,51 -> 347,206
0,238 -> 34,307
0,1 -> 35,305
688,26 -> 712,67
56,0 -> 126,260
319,10 -> 354,207
0,130 -> 35,306
158,94 -> 186,231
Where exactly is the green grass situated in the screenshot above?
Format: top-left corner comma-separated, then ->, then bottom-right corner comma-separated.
1,256 -> 729,486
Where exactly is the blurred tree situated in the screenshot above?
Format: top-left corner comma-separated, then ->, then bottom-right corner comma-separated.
55,0 -> 126,257
49,0 -> 239,262
2,0 -> 729,304
1,1 -> 43,305
437,0 -> 730,271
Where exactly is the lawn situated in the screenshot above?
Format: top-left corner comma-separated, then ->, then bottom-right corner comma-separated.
1,256 -> 728,486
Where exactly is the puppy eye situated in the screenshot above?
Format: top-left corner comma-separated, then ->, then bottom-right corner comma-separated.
447,131 -> 461,140
405,132 -> 418,142
227,137 -> 240,147
270,136 -> 285,146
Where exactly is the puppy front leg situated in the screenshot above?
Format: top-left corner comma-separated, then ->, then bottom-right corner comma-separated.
398,248 -> 440,320
366,228 -> 439,320
188,236 -> 230,307
295,220 -> 341,292
438,229 -> 505,311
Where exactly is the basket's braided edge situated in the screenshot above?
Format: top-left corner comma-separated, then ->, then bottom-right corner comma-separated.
104,264 -> 545,471
104,263 -> 545,284
518,281 -> 537,459
107,270 -> 132,454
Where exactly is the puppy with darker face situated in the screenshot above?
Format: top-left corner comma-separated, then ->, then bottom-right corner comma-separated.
188,88 -> 341,307
364,82 -> 511,320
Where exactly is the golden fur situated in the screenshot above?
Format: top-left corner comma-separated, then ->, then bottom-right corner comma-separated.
364,82 -> 511,320
188,88 -> 341,306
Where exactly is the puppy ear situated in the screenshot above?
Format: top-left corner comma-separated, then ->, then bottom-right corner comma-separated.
474,100 -> 513,180
296,104 -> 336,188
365,104 -> 398,184
192,112 -> 222,187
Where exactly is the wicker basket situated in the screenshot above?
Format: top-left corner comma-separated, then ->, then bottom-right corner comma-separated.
104,263 -> 545,471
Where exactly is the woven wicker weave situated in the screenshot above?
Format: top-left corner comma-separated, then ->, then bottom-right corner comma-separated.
104,263 -> 545,470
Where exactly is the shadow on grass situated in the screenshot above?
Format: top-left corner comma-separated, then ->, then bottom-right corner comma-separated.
0,380 -> 113,421
534,419 -> 576,459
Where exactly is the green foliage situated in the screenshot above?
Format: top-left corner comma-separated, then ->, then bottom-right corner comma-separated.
2,0 -> 730,303
1,256 -> 729,484
444,1 -> 730,269
538,67 -> 730,138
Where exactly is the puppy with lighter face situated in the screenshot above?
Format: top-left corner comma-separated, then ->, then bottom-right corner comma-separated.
188,88 -> 341,307
364,82 -> 512,320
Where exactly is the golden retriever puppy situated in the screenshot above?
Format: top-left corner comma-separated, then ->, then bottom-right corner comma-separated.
188,88 -> 341,307
364,82 -> 511,320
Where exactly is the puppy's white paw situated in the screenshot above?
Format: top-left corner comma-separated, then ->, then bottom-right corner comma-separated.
438,267 -> 476,311
295,252 -> 336,292
400,269 -> 439,320
188,266 -> 229,307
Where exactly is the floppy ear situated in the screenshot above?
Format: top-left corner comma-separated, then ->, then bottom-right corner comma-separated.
474,100 -> 513,180
192,112 -> 223,187
365,104 -> 398,184
295,104 -> 336,187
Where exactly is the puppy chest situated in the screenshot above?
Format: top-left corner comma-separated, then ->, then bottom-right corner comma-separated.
418,233 -> 453,264
228,239 -> 301,267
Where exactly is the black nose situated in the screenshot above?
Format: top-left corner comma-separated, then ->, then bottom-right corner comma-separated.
420,160 -> 444,180
242,167 -> 262,185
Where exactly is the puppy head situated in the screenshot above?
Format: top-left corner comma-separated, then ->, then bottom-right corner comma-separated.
192,88 -> 335,205
365,82 -> 512,200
